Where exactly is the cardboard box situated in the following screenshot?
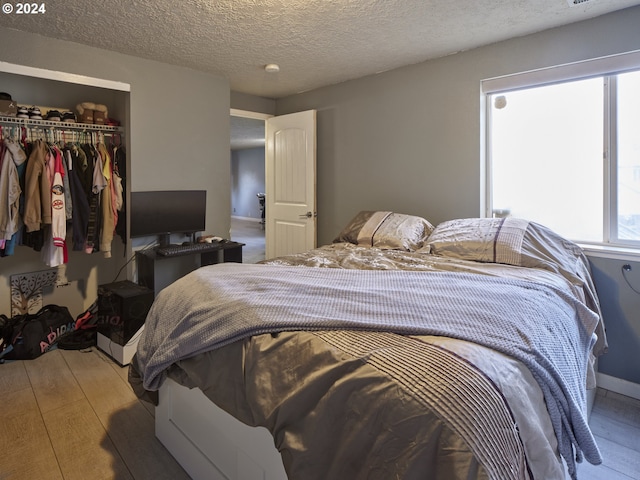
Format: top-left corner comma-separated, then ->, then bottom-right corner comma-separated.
78,109 -> 94,123
0,99 -> 17,117
93,110 -> 105,124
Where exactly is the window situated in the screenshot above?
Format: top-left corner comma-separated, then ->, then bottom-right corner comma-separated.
616,70 -> 640,243
483,52 -> 640,249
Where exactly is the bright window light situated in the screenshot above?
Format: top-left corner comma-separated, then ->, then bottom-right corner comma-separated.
485,57 -> 640,249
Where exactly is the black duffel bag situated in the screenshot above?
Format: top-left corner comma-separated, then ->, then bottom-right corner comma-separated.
0,304 -> 75,360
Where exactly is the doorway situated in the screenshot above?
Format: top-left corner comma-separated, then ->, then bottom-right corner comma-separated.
230,108 -> 317,261
229,110 -> 271,263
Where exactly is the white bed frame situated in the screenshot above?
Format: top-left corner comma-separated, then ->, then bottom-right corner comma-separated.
156,378 -> 287,480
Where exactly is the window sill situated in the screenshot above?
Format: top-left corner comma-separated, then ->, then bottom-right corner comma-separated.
579,243 -> 640,261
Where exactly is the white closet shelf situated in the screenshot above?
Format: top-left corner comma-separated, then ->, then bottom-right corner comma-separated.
0,115 -> 124,132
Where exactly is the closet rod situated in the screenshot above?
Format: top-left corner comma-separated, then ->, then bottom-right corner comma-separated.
0,115 -> 124,133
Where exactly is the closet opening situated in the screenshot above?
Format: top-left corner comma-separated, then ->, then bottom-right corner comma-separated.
0,61 -> 130,317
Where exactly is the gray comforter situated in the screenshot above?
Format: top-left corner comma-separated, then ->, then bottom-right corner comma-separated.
134,246 -> 601,479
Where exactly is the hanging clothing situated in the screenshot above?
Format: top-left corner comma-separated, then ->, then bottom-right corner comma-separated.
62,147 -> 73,221
63,146 -> 86,251
42,224 -> 66,267
75,144 -> 92,196
97,143 -> 115,258
0,120 -> 126,265
68,151 -> 91,251
23,139 -> 52,232
0,139 -> 26,241
2,140 -> 28,256
85,145 -> 105,254
51,146 -> 66,249
112,144 -> 127,243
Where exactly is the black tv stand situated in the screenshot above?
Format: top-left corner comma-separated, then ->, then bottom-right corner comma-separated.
136,241 -> 244,295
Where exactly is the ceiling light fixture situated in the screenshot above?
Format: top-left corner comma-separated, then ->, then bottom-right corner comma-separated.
264,63 -> 280,73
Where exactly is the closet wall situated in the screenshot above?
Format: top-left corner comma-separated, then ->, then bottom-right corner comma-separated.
0,74 -> 125,120
0,26 -> 231,317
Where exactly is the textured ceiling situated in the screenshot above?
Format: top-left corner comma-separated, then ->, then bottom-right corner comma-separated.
1,0 -> 639,100
2,0 -> 639,150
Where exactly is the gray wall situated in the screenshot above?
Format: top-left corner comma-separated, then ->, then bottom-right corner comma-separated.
0,27 -> 230,314
1,7 -> 638,384
276,6 -> 640,385
231,91 -> 276,115
231,148 -> 266,220
277,6 -> 640,246
589,257 -> 640,384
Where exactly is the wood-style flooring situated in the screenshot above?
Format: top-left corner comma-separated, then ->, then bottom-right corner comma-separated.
0,348 -> 189,480
1,346 -> 639,479
230,217 -> 265,264
574,388 -> 640,479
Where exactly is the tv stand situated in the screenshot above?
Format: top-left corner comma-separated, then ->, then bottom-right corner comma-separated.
136,241 -> 244,295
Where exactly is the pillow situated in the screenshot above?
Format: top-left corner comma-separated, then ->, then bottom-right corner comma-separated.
334,211 -> 434,251
425,217 -> 584,275
425,217 -> 608,357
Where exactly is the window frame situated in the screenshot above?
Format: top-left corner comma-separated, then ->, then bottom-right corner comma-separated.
481,49 -> 640,256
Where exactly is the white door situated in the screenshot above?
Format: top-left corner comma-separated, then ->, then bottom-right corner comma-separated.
265,110 -> 317,259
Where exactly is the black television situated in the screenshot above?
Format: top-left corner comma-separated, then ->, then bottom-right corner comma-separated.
129,190 -> 206,245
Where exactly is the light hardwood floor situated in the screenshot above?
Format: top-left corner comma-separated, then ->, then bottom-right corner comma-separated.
0,348 -> 189,480
1,346 -> 639,479
574,388 -> 640,479
230,217 -> 265,264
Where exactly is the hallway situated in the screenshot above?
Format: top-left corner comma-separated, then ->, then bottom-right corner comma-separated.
230,217 -> 265,263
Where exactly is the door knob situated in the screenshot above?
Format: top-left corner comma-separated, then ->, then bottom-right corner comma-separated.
299,211 -> 313,218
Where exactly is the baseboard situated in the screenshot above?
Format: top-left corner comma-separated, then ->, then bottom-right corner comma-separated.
232,215 -> 261,222
596,372 -> 640,400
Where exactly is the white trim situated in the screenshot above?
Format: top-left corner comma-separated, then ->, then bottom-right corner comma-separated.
0,61 -> 130,91
596,372 -> 640,401
483,50 -> 640,252
581,243 -> 640,261
230,108 -> 273,120
603,77 -> 614,244
479,93 -> 490,217
482,49 -> 640,94
232,215 -> 262,223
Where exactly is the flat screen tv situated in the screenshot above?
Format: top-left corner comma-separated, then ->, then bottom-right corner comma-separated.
129,190 -> 206,245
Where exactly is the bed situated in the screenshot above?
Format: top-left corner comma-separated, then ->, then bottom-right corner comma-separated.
129,212 -> 607,480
